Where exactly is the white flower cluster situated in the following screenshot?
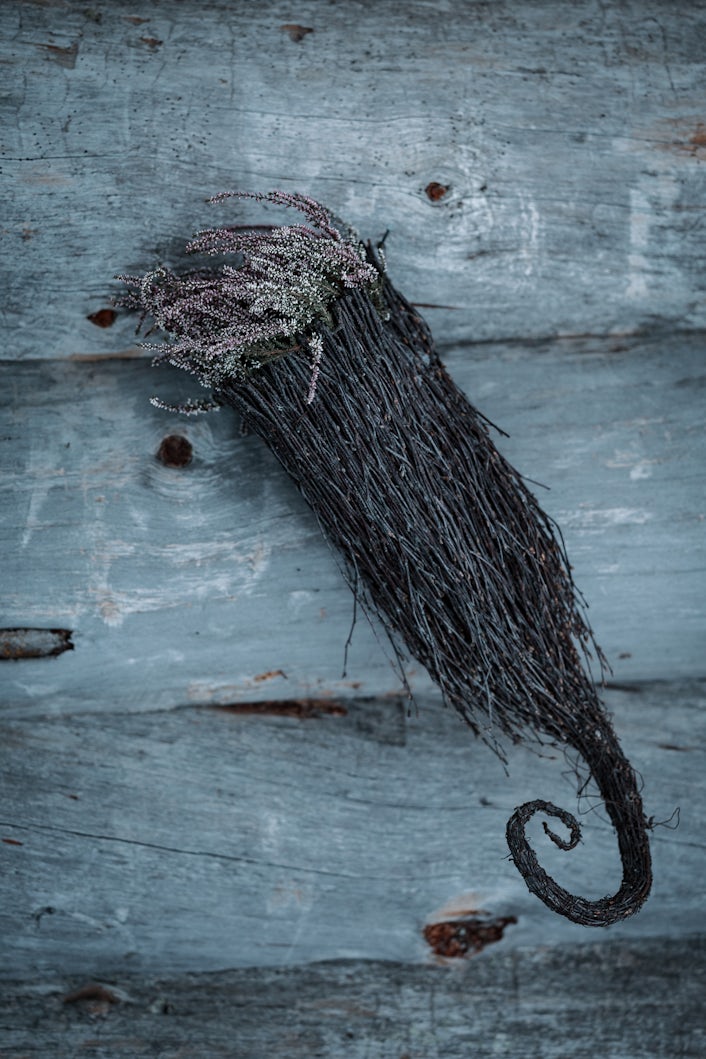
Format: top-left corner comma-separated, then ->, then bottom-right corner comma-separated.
118,191 -> 381,399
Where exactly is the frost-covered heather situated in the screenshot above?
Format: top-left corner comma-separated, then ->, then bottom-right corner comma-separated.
118,191 -> 381,408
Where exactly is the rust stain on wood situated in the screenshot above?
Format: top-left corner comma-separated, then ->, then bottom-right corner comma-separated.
0,628 -> 73,661
253,669 -> 287,683
156,435 -> 193,468
37,41 -> 79,69
2,838 -> 24,846
280,24 -> 314,42
424,913 -> 517,958
69,347 -> 143,362
425,181 -> 449,201
87,308 -> 117,328
689,123 -> 706,148
140,37 -> 163,50
212,699 -> 347,719
62,984 -> 120,1010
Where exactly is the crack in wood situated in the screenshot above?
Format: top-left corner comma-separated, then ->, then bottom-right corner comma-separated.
211,698 -> 347,719
0,821 -> 370,879
0,628 -> 73,661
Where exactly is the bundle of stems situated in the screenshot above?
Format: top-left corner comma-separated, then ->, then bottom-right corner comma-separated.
120,191 -> 652,924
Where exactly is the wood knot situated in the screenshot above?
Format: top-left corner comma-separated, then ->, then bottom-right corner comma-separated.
425,182 -> 449,202
157,435 -> 193,468
87,308 -> 117,328
423,913 -> 517,958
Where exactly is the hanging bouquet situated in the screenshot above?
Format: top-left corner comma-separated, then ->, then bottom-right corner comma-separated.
119,191 -> 652,925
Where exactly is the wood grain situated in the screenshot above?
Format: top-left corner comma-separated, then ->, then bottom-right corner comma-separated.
0,934 -> 704,1058
0,681 -> 703,979
1,1 -> 704,1036
2,0 -> 705,359
2,334 -> 703,716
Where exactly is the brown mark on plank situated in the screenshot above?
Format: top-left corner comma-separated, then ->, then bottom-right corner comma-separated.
124,15 -> 150,24
253,669 -> 288,683
424,913 -> 517,958
69,347 -> 143,362
425,182 -> 449,202
62,984 -> 120,1015
87,308 -> 117,328
156,435 -> 193,468
657,120 -> 706,159
212,699 -> 347,719
657,743 -> 697,752
0,628 -> 74,661
37,41 -> 79,69
140,37 -> 163,50
280,24 -> 314,42
2,838 -> 24,846
690,124 -> 706,149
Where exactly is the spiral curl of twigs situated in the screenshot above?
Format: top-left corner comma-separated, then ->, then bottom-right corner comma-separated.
507,719 -> 652,924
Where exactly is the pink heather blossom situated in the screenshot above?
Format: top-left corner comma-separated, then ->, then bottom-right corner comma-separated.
117,191 -> 380,406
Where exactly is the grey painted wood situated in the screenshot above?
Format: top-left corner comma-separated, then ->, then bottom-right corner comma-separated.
0,681 -> 703,979
2,333 -> 704,716
2,0 -> 705,1035
0,937 -> 704,1058
2,0 -> 705,359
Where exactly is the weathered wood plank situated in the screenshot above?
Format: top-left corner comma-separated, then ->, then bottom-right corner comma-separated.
2,334 -> 703,715
1,2 -> 703,1045
2,0 -> 705,358
0,937 -> 704,1058
0,681 -> 703,979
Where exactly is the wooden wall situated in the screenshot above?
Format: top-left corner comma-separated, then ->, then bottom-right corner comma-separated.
1,1 -> 705,1054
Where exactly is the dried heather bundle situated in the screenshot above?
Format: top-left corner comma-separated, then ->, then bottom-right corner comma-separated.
120,191 -> 652,925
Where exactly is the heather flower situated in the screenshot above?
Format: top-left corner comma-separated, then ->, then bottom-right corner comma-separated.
117,191 -> 382,404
